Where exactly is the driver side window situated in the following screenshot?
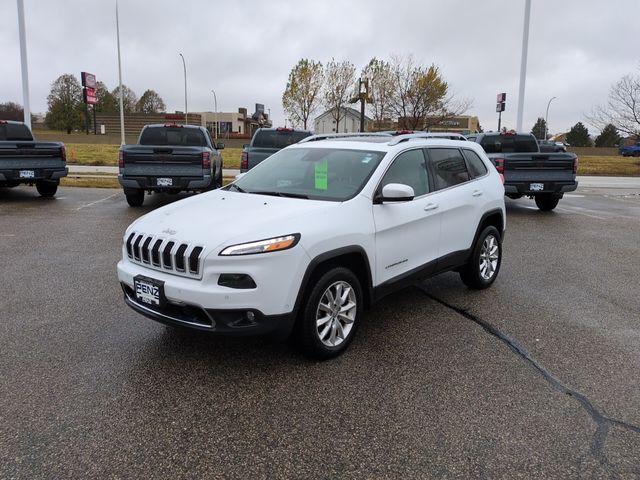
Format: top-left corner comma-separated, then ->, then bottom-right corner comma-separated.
379,149 -> 429,198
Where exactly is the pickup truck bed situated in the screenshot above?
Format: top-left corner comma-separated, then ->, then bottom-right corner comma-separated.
119,124 -> 224,207
0,121 -> 67,197
468,132 -> 577,211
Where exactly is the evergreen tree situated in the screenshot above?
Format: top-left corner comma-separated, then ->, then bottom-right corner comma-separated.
594,124 -> 621,147
95,82 -> 118,113
566,122 -> 592,147
531,117 -> 547,140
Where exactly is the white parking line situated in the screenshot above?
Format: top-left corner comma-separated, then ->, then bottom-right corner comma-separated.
76,193 -> 119,211
563,194 -> 585,198
556,206 -> 605,220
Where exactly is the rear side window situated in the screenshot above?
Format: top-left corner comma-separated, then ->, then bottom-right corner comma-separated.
479,135 -> 538,153
139,127 -> 207,146
252,130 -> 310,148
379,149 -> 429,197
0,123 -> 33,141
462,149 -> 488,178
429,148 -> 470,190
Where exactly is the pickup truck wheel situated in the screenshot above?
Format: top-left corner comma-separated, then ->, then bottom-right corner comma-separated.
125,189 -> 144,207
36,180 -> 58,198
296,267 -> 363,359
460,226 -> 502,290
215,168 -> 223,188
535,193 -> 560,211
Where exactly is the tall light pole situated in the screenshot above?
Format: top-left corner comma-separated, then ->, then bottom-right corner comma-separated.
516,0 -> 532,132
211,89 -> 217,140
545,96 -> 557,140
115,0 -> 125,145
179,53 -> 188,124
16,0 -> 31,129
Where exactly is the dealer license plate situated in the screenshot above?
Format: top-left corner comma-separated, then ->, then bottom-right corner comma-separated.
529,183 -> 544,191
134,276 -> 163,306
19,170 -> 35,179
157,177 -> 173,187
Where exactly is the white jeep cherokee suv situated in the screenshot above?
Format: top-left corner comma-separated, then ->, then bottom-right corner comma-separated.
117,133 -> 505,358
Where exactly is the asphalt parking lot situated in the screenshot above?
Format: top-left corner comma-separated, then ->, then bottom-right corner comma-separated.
1,184 -> 639,479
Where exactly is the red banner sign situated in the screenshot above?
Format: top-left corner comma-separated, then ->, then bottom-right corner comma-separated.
84,87 -> 97,105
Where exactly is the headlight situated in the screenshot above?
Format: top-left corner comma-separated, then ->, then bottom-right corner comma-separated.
219,234 -> 300,256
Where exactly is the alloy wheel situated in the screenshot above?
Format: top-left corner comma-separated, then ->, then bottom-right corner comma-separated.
315,280 -> 357,347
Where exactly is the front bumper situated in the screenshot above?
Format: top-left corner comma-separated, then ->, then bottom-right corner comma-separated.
121,283 -> 295,336
504,180 -> 578,195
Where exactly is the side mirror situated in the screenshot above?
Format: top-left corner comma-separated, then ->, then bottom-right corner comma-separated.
216,142 -> 225,150
374,183 -> 415,204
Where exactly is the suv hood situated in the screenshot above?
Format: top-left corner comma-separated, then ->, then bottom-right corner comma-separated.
127,190 -> 340,252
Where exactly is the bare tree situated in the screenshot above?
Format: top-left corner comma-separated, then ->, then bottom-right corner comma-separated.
389,55 -> 470,130
112,85 -> 138,114
45,74 -> 83,133
323,59 -> 356,133
587,73 -> 640,137
362,58 -> 394,129
282,59 -> 324,129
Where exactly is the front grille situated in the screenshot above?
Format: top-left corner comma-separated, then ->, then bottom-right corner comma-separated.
125,231 -> 205,278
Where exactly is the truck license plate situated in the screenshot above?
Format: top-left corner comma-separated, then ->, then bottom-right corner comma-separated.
530,183 -> 544,191
157,177 -> 173,187
19,170 -> 35,179
134,276 -> 163,306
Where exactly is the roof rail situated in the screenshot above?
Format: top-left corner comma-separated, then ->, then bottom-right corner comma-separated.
298,132 -> 392,143
387,133 -> 439,146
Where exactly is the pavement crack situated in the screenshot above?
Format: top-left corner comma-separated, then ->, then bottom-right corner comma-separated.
419,288 -> 640,465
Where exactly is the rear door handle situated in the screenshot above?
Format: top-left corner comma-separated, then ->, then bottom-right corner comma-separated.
424,203 -> 439,211
472,190 -> 483,197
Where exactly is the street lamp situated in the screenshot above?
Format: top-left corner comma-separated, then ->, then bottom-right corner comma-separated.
178,53 -> 188,124
211,89 -> 218,140
545,96 -> 557,140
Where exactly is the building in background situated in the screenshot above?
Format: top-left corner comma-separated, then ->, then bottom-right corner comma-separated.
314,107 -> 372,134
396,115 -> 480,135
94,104 -> 271,139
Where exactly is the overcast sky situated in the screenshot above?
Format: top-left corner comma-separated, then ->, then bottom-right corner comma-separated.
2,0 -> 638,135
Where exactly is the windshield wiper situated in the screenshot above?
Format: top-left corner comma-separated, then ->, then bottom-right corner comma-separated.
251,190 -> 309,199
228,184 -> 246,193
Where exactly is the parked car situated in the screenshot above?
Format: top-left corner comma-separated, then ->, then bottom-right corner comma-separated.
240,127 -> 312,172
0,120 -> 67,197
118,124 -> 224,207
468,131 -> 578,211
619,142 -> 640,157
537,139 -> 566,152
117,132 -> 506,358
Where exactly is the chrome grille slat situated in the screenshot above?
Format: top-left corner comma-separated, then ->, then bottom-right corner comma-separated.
125,231 -> 204,278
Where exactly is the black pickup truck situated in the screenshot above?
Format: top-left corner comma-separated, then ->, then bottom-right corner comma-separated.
0,120 -> 67,197
467,132 -> 578,211
240,127 -> 311,172
118,124 -> 224,207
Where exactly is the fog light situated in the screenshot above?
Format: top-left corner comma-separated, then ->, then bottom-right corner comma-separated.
218,273 -> 257,289
246,311 -> 255,321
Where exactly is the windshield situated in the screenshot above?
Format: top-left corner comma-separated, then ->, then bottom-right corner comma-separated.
231,147 -> 386,201
0,123 -> 33,141
139,127 -> 207,147
252,130 -> 311,148
480,135 -> 538,153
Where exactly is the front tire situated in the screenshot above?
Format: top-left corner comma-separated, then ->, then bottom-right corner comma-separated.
125,188 -> 144,207
36,180 -> 58,197
460,226 -> 502,290
535,193 -> 560,211
296,267 -> 363,359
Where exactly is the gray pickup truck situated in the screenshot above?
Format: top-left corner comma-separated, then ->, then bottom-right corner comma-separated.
118,124 -> 224,207
467,132 -> 578,211
0,120 -> 67,197
240,127 -> 311,172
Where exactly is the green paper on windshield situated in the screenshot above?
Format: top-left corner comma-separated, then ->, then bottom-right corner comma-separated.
315,160 -> 328,190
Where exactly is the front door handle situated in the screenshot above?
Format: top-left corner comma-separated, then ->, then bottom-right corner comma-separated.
472,190 -> 483,197
424,203 -> 439,211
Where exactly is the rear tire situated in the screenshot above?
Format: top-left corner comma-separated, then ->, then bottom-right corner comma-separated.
296,267 -> 363,359
36,180 -> 58,197
460,226 -> 502,290
125,189 -> 144,207
535,193 -> 560,211
215,166 -> 223,188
